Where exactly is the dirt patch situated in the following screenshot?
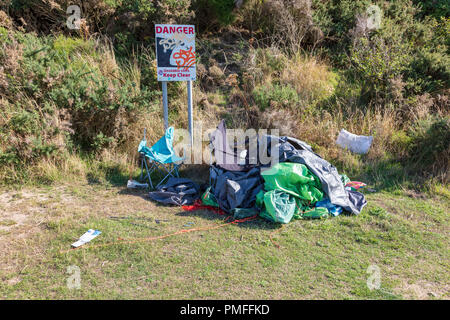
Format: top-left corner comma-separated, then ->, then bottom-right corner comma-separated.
395,280 -> 449,299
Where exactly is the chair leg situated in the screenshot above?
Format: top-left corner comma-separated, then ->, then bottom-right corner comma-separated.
155,165 -> 172,189
154,163 -> 181,189
139,156 -> 144,181
174,164 -> 180,177
142,157 -> 154,189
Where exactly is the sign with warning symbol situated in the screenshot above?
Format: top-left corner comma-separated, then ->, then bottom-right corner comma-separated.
155,24 -> 196,82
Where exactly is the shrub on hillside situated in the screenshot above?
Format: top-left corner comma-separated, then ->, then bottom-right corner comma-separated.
193,0 -> 237,28
239,0 -> 321,52
280,54 -> 338,108
0,30 -> 159,168
348,1 -> 449,102
407,116 -> 450,181
253,83 -> 299,110
7,0 -> 193,45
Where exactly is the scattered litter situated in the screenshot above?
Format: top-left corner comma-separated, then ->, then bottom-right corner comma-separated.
127,179 -> 149,189
182,199 -> 226,215
345,181 -> 367,191
336,129 -> 373,154
71,229 -> 101,248
344,181 -> 376,192
183,221 -> 195,227
315,198 -> 343,216
61,215 -> 257,254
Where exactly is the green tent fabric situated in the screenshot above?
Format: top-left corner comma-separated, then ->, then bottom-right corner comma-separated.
232,207 -> 259,219
201,187 -> 219,207
301,207 -> 329,219
257,189 -> 328,223
340,174 -> 350,186
258,190 -> 298,224
261,162 -> 324,204
256,163 -> 328,223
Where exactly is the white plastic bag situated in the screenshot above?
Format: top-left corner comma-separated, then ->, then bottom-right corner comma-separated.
336,129 -> 373,154
127,179 -> 149,189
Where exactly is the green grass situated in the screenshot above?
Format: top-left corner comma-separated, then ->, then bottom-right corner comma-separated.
0,176 -> 448,299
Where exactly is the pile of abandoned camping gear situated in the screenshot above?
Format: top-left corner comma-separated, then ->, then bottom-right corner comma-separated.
144,120 -> 368,224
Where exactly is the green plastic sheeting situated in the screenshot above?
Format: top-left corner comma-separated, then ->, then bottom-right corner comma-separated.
302,207 -> 329,219
257,190 -> 298,224
261,162 -> 323,204
256,163 -> 327,223
340,174 -> 350,186
232,207 -> 259,219
201,187 -> 219,207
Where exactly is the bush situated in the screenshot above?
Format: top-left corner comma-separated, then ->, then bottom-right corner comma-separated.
253,83 -> 299,110
407,116 -> 450,180
0,30 -> 159,169
7,0 -> 193,51
193,0 -> 236,28
281,54 -> 338,108
413,0 -> 449,19
239,0 -> 317,52
347,1 -> 449,103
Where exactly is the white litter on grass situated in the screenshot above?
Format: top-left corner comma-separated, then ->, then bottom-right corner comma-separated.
127,179 -> 149,189
71,229 -> 101,248
336,129 -> 373,154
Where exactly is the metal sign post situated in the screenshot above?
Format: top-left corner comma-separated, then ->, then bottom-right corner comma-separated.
187,80 -> 193,146
162,81 -> 169,130
155,24 -> 196,146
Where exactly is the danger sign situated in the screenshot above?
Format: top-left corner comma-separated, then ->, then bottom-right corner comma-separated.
155,24 -> 196,82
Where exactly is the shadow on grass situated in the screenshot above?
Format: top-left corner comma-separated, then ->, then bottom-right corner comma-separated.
174,209 -> 280,231
117,187 -> 280,231
86,163 -> 129,186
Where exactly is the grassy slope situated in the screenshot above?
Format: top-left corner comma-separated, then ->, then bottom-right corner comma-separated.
0,172 -> 448,300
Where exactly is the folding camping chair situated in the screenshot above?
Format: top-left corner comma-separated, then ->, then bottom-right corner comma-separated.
138,127 -> 185,189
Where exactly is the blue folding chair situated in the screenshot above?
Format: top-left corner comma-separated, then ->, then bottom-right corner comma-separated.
138,127 -> 185,189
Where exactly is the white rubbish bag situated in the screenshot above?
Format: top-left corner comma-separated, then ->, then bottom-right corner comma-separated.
127,179 -> 149,189
336,129 -> 373,154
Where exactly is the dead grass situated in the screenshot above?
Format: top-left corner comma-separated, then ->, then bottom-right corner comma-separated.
280,53 -> 338,106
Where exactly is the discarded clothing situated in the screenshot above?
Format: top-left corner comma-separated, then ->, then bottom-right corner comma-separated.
148,177 -> 200,206
209,165 -> 264,213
